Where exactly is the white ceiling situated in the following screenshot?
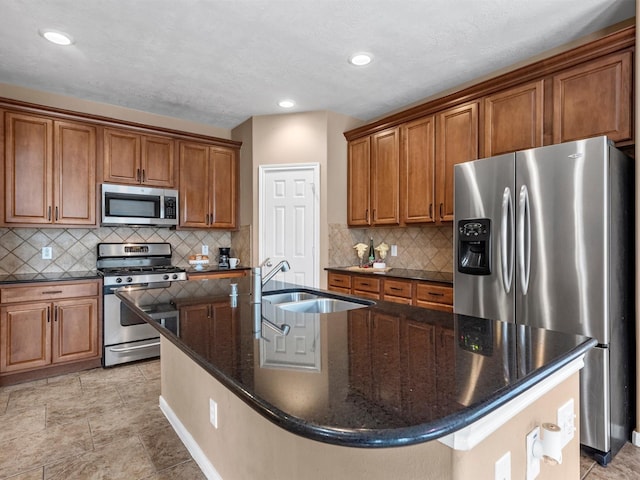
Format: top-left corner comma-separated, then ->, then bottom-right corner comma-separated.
0,0 -> 635,129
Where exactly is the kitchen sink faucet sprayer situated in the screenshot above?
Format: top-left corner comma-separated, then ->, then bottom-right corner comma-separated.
251,259 -> 291,303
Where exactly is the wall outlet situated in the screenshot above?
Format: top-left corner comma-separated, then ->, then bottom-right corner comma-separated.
209,398 -> 218,428
495,451 -> 511,480
557,398 -> 575,447
42,247 -> 52,259
202,245 -> 209,255
391,244 -> 398,257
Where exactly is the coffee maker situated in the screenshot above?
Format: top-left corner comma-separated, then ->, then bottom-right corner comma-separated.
218,247 -> 230,269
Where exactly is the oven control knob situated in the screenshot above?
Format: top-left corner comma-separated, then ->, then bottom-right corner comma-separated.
126,277 -> 133,283
172,273 -> 178,280
116,277 -> 123,284
163,274 -> 170,280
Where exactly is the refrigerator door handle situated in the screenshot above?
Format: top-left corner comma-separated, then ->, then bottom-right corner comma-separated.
518,184 -> 531,294
500,187 -> 514,293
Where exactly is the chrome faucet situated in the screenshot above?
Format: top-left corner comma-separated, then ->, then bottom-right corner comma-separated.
251,259 -> 290,303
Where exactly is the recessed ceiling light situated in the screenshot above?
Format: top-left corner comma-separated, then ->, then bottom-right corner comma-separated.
278,99 -> 295,109
39,29 -> 74,46
349,53 -> 372,66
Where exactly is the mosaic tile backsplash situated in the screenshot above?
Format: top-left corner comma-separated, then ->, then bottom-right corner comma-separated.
0,226 -> 250,275
328,224 -> 454,273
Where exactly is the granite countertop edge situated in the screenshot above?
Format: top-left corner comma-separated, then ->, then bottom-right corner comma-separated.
0,271 -> 101,284
325,266 -> 453,285
117,283 -> 595,449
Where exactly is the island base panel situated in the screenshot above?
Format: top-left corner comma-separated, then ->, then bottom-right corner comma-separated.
159,338 -> 581,480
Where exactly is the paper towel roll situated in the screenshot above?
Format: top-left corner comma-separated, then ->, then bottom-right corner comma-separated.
541,422 -> 563,465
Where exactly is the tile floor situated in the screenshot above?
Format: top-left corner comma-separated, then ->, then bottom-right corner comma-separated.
1,359 -> 639,479
0,360 -> 205,479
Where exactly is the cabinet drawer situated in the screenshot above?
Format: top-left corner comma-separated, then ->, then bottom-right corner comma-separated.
353,276 -> 381,294
415,283 -> 453,305
328,272 -> 352,289
1,281 -> 100,304
383,279 -> 413,299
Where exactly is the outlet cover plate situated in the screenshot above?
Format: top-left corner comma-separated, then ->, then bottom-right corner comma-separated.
557,398 -> 575,447
526,427 -> 540,480
495,451 -> 511,480
42,247 -> 52,259
209,398 -> 218,428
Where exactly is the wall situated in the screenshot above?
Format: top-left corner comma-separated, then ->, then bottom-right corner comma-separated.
231,111 -> 362,288
0,226 -> 231,274
0,83 -> 231,139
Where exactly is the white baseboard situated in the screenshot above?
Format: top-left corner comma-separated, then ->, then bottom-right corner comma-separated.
632,430 -> 640,447
159,395 -> 222,480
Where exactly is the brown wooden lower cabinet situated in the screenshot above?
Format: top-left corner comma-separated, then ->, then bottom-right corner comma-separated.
328,271 -> 452,312
0,279 -> 101,381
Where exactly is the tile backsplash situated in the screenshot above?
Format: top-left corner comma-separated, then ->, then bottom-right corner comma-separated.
328,224 -> 454,273
0,227 -> 250,275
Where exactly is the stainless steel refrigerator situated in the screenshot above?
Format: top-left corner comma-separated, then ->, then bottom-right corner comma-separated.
453,136 -> 634,465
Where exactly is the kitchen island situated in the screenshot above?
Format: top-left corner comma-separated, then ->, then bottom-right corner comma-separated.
117,276 -> 595,480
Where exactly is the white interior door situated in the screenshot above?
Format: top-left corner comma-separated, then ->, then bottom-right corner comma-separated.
259,164 -> 319,287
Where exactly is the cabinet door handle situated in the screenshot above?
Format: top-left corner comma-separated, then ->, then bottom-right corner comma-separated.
55,206 -> 58,221
54,306 -> 58,322
137,168 -> 141,182
439,203 -> 443,219
390,286 -> 402,291
46,306 -> 51,323
365,209 -> 369,223
429,203 -> 433,219
47,206 -> 52,221
372,209 -> 376,221
141,169 -> 145,182
428,292 -> 444,297
42,290 -> 63,295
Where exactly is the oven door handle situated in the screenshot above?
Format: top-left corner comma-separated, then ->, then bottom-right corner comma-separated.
109,342 -> 160,353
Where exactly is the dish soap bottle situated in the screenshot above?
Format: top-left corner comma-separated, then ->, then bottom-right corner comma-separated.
368,237 -> 375,265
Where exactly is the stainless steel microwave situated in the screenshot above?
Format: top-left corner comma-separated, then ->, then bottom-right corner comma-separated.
101,184 -> 178,226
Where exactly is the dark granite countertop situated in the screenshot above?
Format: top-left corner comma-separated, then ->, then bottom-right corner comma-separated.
325,266 -> 453,285
116,277 -> 595,448
0,271 -> 100,285
182,266 -> 251,275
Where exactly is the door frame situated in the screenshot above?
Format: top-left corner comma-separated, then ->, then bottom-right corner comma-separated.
258,163 -> 320,288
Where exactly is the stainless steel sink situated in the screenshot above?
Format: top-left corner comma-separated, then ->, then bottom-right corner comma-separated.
263,292 -> 320,304
276,298 -> 368,313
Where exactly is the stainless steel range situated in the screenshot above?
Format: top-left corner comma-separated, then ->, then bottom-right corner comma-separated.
97,242 -> 187,366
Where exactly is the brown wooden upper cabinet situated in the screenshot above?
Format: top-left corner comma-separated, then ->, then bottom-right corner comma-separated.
483,80 -> 544,157
347,127 -> 400,226
103,127 -> 175,188
552,51 -> 632,144
401,116 -> 436,224
3,111 -> 96,227
179,141 -> 238,229
436,101 -> 479,222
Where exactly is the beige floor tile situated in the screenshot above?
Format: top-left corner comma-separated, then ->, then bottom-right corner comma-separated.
0,419 -> 93,478
43,436 -> 155,480
142,460 -> 206,480
583,443 -> 640,479
79,364 -> 146,389
0,405 -> 46,443
88,403 -> 169,447
46,372 -> 80,385
138,423 -> 192,471
5,377 -> 82,412
115,378 -> 161,406
0,391 -> 9,414
5,467 -> 44,479
138,360 -> 161,381
46,384 -> 124,427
